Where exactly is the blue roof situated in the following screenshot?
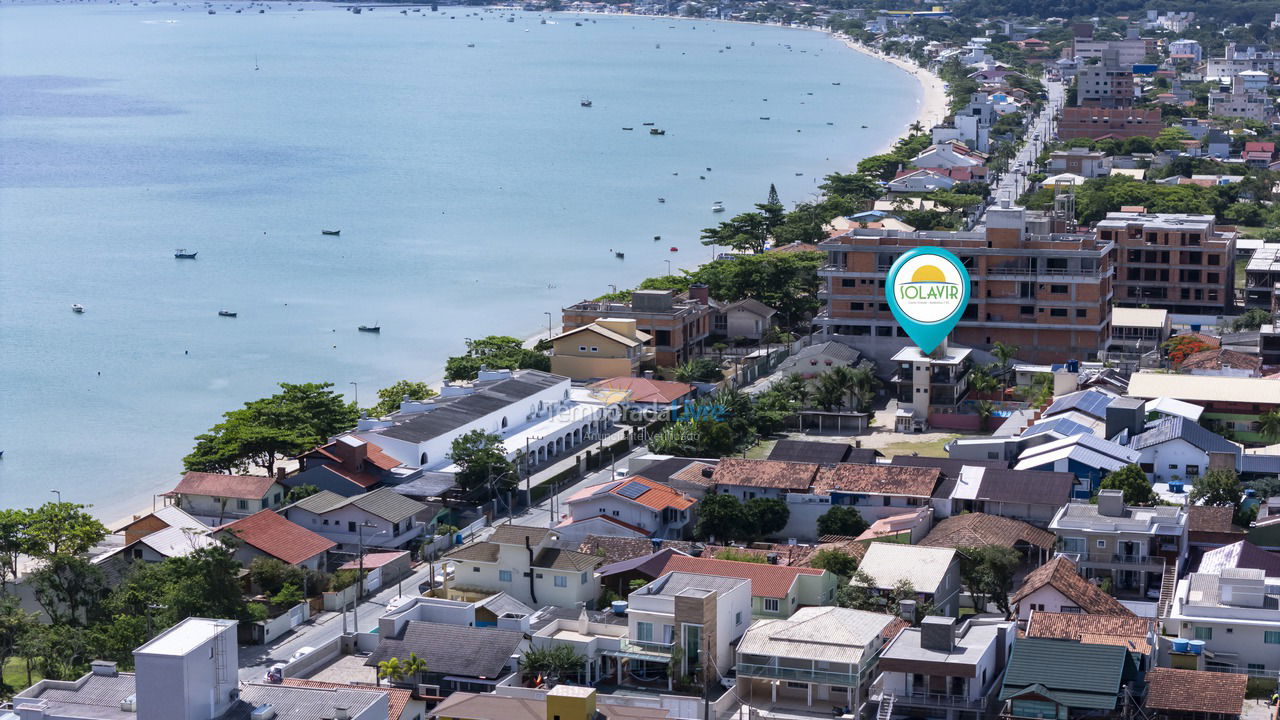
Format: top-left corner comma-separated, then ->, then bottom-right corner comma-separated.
1023,417 -> 1095,439
1043,389 -> 1116,421
1129,416 -> 1239,456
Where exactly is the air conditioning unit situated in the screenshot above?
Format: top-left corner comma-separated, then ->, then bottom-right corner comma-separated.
250,704 -> 276,720
120,694 -> 137,712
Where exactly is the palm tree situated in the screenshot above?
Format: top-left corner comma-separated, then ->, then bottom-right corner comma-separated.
848,360 -> 881,412
991,342 -> 1019,390
909,120 -> 924,134
825,365 -> 860,411
976,400 -> 995,432
377,657 -> 404,686
402,652 -> 428,685
969,365 -> 999,398
813,373 -> 845,412
1258,409 -> 1280,446
778,374 -> 811,407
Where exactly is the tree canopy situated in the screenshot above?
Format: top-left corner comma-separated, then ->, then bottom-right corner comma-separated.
368,380 -> 437,417
816,506 -> 869,538
1099,464 -> 1156,506
448,429 -> 516,493
444,336 -> 550,382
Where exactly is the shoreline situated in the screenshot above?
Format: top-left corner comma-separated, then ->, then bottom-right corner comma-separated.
84,12 -> 947,533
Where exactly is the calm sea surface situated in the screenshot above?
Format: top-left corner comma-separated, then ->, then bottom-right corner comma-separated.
0,1 -> 921,519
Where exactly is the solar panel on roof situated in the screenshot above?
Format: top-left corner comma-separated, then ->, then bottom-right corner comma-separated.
1023,417 -> 1092,438
593,481 -> 624,496
616,481 -> 650,500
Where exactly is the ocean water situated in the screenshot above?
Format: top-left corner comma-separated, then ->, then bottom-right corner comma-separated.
0,1 -> 922,520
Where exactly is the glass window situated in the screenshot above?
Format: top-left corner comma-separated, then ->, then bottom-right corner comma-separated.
554,575 -> 567,588
1194,627 -> 1212,641
763,598 -> 780,613
1264,631 -> 1280,644
735,611 -> 743,626
1061,538 -> 1085,553
1249,664 -> 1266,675
581,571 -> 589,585
636,622 -> 653,642
237,499 -> 249,510
498,570 -> 513,583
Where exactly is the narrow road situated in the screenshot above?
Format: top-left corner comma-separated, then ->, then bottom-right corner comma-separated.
987,78 -> 1064,206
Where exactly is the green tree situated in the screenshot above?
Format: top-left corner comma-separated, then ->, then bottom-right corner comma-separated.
403,652 -> 428,684
713,549 -> 767,563
0,597 -> 36,693
1232,308 -> 1272,332
744,498 -> 790,538
694,493 -> 749,542
819,172 -> 884,202
368,380 -> 437,417
1191,468 -> 1244,508
673,358 -> 723,384
700,212 -> 770,253
808,548 -> 858,578
521,645 -> 586,685
816,506 -> 868,538
377,657 -> 405,685
28,555 -> 108,627
990,342 -> 1019,390
1259,409 -> 1280,446
270,583 -> 304,609
448,430 -> 516,493
0,509 -> 33,587
250,556 -> 304,597
857,154 -> 903,182
24,502 -> 107,559
444,336 -> 550,382
1099,464 -> 1156,506
161,538 -> 251,622
958,545 -> 1021,617
285,484 -> 322,503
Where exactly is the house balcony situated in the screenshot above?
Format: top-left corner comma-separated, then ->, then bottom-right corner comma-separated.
1070,552 -> 1165,572
736,663 -> 859,687
870,673 -> 1001,712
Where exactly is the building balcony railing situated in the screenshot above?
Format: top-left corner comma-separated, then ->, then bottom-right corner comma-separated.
736,663 -> 858,687
869,674 -> 1000,711
987,265 -> 1109,279
1066,552 -> 1165,570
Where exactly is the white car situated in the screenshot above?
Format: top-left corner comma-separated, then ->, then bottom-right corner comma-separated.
289,647 -> 315,663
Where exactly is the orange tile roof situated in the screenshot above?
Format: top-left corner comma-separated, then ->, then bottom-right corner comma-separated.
1145,668 -> 1246,715
281,678 -> 419,718
654,554 -> 827,599
171,472 -> 278,500
813,463 -> 940,498
217,510 -> 335,566
570,476 -> 695,511
1026,612 -> 1153,655
1012,556 -> 1134,616
711,458 -> 820,491
589,377 -> 695,405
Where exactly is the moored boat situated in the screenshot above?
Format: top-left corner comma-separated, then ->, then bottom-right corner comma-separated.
649,128 -> 665,135
219,310 -> 237,317
321,229 -> 341,236
358,324 -> 380,333
174,249 -> 198,259
71,304 -> 85,313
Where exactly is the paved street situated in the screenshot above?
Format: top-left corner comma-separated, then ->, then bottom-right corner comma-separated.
512,444 -> 651,528
987,78 -> 1064,206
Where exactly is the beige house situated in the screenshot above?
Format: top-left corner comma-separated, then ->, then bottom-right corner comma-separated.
443,525 -> 602,609
550,319 -> 651,381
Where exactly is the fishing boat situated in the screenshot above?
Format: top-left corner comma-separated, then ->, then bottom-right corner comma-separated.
669,247 -> 678,252
712,202 -> 725,213
574,21 -> 581,26
174,249 -> 198,259
580,99 -> 592,108
649,128 -> 665,135
71,304 -> 85,313
622,127 -> 633,131
832,82 -> 841,86
614,251 -> 625,259
358,324 -> 381,333
218,310 -> 237,317
642,122 -> 654,126
653,235 -> 661,241
467,43 -> 475,47
657,198 -> 665,203
321,229 -> 341,236
759,116 -> 770,120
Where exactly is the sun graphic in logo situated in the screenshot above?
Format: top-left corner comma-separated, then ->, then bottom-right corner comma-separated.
909,265 -> 947,283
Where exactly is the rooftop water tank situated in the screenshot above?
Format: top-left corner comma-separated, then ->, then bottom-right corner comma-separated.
1188,640 -> 1205,655
1171,638 -> 1189,653
611,601 -> 628,616
1168,481 -> 1184,493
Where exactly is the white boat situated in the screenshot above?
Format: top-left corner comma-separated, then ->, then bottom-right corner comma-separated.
71,304 -> 85,313
711,202 -> 725,213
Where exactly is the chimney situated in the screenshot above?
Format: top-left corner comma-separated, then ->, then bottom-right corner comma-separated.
688,283 -> 710,305
920,616 -> 957,652
275,466 -> 287,484
1097,489 -> 1125,517
91,660 -> 118,677
898,599 -> 917,623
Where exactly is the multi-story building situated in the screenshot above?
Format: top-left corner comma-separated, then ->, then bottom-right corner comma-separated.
1075,51 -> 1135,108
550,318 -> 651,380
1106,307 -> 1170,358
1058,107 -> 1162,140
872,617 -> 1016,720
1126,372 -> 1280,444
1098,211 -> 1236,314
1168,38 -> 1203,63
282,486 -> 430,552
1049,490 -> 1188,599
816,200 -> 1115,364
624,571 -> 752,687
1047,148 -> 1113,178
891,343 -> 973,432
1209,76 -> 1274,123
1165,566 -> 1280,677
558,475 -> 696,542
563,289 -> 712,367
1206,43 -> 1280,80
443,525 -> 602,608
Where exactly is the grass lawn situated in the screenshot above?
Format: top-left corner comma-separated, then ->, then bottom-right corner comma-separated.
744,438 -> 777,460
2,657 -> 40,697
1236,257 -> 1248,288
1237,225 -> 1269,239
878,435 -> 959,458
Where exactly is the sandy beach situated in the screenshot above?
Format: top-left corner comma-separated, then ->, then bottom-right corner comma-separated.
836,35 -> 951,152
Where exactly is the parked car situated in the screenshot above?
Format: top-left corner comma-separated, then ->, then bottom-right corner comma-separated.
289,647 -> 315,663
264,664 -> 285,684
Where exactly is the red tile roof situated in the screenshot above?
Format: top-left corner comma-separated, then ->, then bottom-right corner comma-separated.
920,513 -> 1056,551
653,554 -> 827,599
1145,668 -> 1246,715
589,377 -> 695,405
711,458 -> 819,491
569,476 -> 695,511
1011,556 -> 1134,616
338,551 -> 410,571
171,472 -> 278,500
281,678 -> 420,718
1026,611 -> 1153,655
217,510 -> 335,565
812,463 -> 940,498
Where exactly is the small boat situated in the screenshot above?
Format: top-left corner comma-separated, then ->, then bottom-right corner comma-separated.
827,122 -> 834,125
467,43 -> 475,47
358,324 -> 381,333
832,82 -> 841,86
540,18 -> 545,24
658,198 -> 665,203
622,127 -> 633,131
712,202 -> 725,213
614,251 -> 625,259
174,249 -> 198,259
642,122 -> 654,126
669,247 -> 678,252
321,229 -> 340,236
71,304 -> 85,313
574,21 -> 581,26
506,15 -> 513,21
649,128 -> 665,135
860,125 -> 867,128
581,99 -> 592,108
795,172 -> 803,176
653,235 -> 661,240
760,116 -> 770,120
218,310 -> 237,317
207,8 -> 214,12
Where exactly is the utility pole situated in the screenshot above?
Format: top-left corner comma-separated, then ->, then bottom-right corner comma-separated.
353,520 -> 378,634
543,311 -> 553,341
349,381 -> 359,408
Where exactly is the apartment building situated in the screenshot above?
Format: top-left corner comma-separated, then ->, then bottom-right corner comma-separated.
624,571 -> 752,687
1098,211 -> 1236,314
891,343 -> 974,432
1165,566 -> 1280,677
1049,490 -> 1188,599
563,289 -> 712,367
1206,43 -> 1280,80
816,201 -> 1114,364
1058,107 -> 1162,140
1209,75 -> 1274,123
1047,148 -> 1113,178
1076,51 -> 1135,108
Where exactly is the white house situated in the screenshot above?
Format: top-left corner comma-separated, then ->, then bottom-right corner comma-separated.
213,510 -> 335,570
713,298 -> 777,341
624,571 -> 752,688
558,476 -> 696,543
282,487 -> 430,552
443,525 -> 602,609
1010,555 -> 1136,621
1165,567 -> 1280,676
1126,415 -> 1243,481
165,472 -> 286,524
911,142 -> 988,169
854,543 -> 962,617
887,168 -> 956,193
353,368 -> 612,473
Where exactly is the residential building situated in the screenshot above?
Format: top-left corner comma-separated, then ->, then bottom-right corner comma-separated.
1164,566 -> 1280,676
1047,148 -> 1113,178
712,297 -> 777,341
116,505 -> 210,545
760,341 -> 861,382
1209,76 -> 1274,123
9,618 -> 397,720
430,685 -> 683,720
1143,668 -> 1248,720
855,544 -> 962,617
1167,38 -> 1203,63
587,376 -> 695,410
997,638 -> 1137,720
558,475 -> 696,542
1058,107 -> 1162,140
213,509 -> 335,570
1026,611 -> 1155,671
164,471 -> 286,524
353,368 -> 611,472
887,168 -> 960,193
1049,490 -> 1187,598
1198,540 -> 1280,576
1076,51 -> 1135,108
893,457 -> 1076,527
443,525 -> 602,609
94,524 -> 217,579
1126,415 -> 1242,480
872,617 -> 1016,720
1243,244 -> 1280,309
1243,141 -> 1277,168
767,439 -> 876,465
1207,45 -> 1280,80
1106,307 -> 1170,357
278,679 -> 420,720
736,606 -> 904,712
599,552 -> 837,618
289,434 -> 414,498
562,289 -> 713,367
1010,556 -> 1135,621
283,486 -> 429,551
550,318 -> 651,381
910,142 -> 988,169
623,571 -> 752,688
920,513 -> 1056,567
817,200 -> 1115,364
365,621 -> 524,694
1126,372 -> 1280,444
891,342 -> 973,432
1175,348 -> 1262,377
1099,211 -> 1236,314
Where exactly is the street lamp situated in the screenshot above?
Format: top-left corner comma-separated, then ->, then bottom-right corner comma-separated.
543,311 -> 553,341
50,490 -> 61,503
349,381 -> 359,408
664,260 -> 672,276
353,520 -> 383,634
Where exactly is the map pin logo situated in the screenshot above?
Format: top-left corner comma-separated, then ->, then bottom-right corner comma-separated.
885,247 -> 970,354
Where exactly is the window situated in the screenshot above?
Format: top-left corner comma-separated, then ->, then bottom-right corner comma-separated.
554,575 -> 567,588
590,346 -> 598,353
1076,309 -> 1087,318
1050,284 -> 1068,294
498,570 -> 513,583
1096,539 -> 1106,549
472,566 -> 480,572
1049,308 -> 1068,318
636,622 -> 653,642
1194,627 -> 1212,641
1250,663 -> 1266,675
1061,538 -> 1085,554
581,572 -> 589,585
1265,631 -> 1280,644
735,611 -> 743,626
763,598 -> 780,613
579,345 -> 587,352
348,521 -> 356,533
237,499 -> 248,510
